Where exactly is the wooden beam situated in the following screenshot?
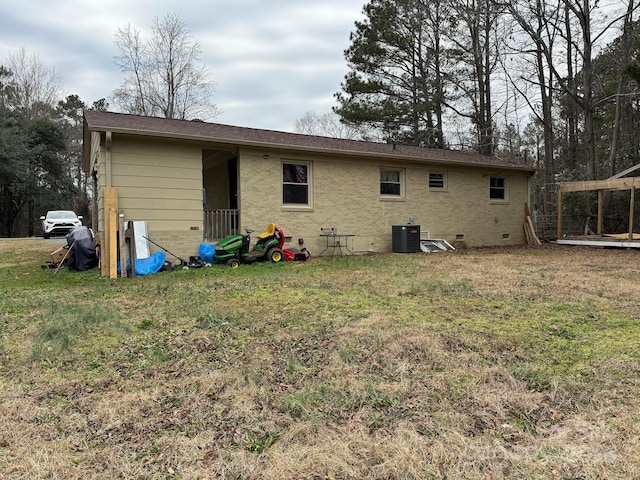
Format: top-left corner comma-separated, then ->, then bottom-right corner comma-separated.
557,239 -> 640,248
107,207 -> 118,279
610,162 -> 640,179
605,233 -> 639,239
102,187 -> 118,279
558,176 -> 640,193
526,216 -> 542,246
523,222 -> 532,245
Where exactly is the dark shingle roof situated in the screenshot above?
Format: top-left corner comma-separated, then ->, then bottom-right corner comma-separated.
83,110 -> 535,173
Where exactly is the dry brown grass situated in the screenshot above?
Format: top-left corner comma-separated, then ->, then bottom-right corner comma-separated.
0,240 -> 639,479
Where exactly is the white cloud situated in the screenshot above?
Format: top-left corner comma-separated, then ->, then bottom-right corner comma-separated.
0,0 -> 365,131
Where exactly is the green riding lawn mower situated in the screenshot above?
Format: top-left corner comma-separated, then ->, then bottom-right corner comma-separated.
214,223 -> 285,268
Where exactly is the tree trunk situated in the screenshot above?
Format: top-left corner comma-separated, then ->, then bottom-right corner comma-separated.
537,37 -> 554,215
565,3 -> 578,172
607,0 -> 635,177
580,0 -> 597,181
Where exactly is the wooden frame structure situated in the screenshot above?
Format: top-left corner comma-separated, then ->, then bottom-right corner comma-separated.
556,163 -> 640,248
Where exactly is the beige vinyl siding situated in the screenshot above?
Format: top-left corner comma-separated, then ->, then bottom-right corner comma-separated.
111,175 -> 201,189
109,136 -> 204,256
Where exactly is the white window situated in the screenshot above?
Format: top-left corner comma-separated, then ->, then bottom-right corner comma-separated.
490,176 -> 506,200
380,169 -> 404,197
283,162 -> 310,205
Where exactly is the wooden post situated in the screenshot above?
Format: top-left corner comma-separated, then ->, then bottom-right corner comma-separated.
557,187 -> 563,239
630,187 -> 635,241
108,208 -> 118,279
523,222 -> 532,245
597,190 -> 603,235
526,216 -> 542,246
102,187 -> 118,279
125,221 -> 137,278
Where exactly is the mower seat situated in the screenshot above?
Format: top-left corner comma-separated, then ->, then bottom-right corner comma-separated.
257,223 -> 276,240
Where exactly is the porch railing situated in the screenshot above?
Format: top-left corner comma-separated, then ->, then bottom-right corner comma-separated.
204,209 -> 239,242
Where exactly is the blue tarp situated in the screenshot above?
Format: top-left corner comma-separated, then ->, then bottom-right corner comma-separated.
118,251 -> 166,276
199,243 -> 216,263
135,251 -> 166,275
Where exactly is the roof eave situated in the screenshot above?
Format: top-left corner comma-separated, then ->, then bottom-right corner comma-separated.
85,123 -> 535,174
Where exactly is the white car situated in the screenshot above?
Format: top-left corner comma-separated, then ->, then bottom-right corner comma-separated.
40,210 -> 83,238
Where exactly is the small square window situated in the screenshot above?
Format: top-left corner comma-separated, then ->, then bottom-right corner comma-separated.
380,169 -> 403,196
429,172 -> 446,189
490,176 -> 506,200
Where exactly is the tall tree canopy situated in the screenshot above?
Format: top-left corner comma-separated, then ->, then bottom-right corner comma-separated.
334,0 -> 638,227
112,13 -> 219,120
335,0 -> 449,148
335,0 -> 505,154
0,99 -> 71,237
0,52 -> 92,237
57,94 -> 92,217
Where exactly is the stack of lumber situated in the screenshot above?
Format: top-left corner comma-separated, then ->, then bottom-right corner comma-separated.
524,203 -> 542,246
604,232 -> 640,240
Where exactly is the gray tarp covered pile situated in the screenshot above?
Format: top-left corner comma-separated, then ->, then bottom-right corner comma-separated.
66,226 -> 98,271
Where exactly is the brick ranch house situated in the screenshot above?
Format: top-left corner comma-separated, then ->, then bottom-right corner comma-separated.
83,110 -> 535,266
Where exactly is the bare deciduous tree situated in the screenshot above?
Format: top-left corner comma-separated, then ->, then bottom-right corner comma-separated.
606,0 -> 636,176
497,0 -> 561,214
496,0 -> 637,222
449,0 -> 503,156
7,47 -> 62,119
542,0 -> 633,180
294,111 -> 369,140
112,13 -> 219,120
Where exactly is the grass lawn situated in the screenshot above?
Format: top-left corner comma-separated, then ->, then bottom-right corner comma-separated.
0,239 -> 639,479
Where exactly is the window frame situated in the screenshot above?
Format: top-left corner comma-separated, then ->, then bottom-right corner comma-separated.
489,176 -> 507,201
282,161 -> 312,207
380,168 -> 405,198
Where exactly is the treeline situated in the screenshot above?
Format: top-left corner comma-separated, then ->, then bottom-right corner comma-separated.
2,5 -> 639,237
334,0 -> 640,224
0,50 -> 100,238
0,13 -> 218,238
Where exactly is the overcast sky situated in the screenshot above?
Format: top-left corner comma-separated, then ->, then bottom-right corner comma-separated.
0,1 -> 367,132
